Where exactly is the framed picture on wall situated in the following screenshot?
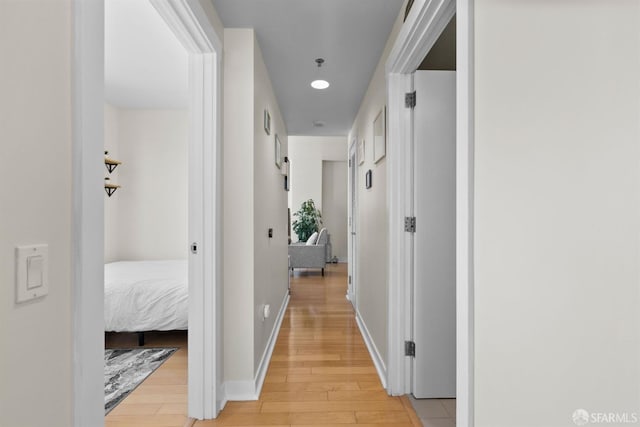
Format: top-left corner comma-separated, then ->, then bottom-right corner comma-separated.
264,109 -> 271,135
373,107 -> 386,163
275,134 -> 282,168
358,138 -> 365,165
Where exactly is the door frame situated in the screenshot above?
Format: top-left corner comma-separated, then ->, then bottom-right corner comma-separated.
347,137 -> 359,305
71,0 -> 223,423
385,0 -> 474,426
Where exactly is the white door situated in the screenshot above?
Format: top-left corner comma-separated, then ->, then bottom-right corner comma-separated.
322,161 -> 348,262
412,70 -> 456,398
347,141 -> 358,306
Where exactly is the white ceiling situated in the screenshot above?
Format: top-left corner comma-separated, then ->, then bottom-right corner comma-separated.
213,0 -> 405,136
105,0 -> 189,109
105,0 -> 405,135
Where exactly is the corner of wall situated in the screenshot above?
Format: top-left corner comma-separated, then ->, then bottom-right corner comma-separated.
223,27 -> 257,385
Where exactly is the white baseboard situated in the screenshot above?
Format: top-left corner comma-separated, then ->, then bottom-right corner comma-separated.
223,380 -> 256,401
217,383 -> 228,415
355,309 -> 387,389
254,293 -> 290,395
222,292 -> 290,402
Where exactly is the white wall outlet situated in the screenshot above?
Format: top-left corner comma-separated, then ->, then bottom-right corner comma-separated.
15,244 -> 49,303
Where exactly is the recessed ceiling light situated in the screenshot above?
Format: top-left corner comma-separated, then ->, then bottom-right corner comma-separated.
311,58 -> 329,90
311,80 -> 330,90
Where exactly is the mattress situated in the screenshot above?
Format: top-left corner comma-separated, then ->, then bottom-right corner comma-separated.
104,260 -> 188,332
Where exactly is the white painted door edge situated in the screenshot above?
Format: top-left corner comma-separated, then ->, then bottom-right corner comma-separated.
385,0 -> 474,426
72,1 -> 106,425
150,0 -> 223,420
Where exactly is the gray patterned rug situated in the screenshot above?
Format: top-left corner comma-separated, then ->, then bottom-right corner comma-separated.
104,347 -> 177,414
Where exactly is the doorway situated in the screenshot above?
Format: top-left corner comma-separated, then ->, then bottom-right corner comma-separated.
322,160 -> 348,263
386,0 -> 473,426
411,12 -> 457,400
72,0 -> 223,423
348,138 -> 359,305
411,69 -> 456,399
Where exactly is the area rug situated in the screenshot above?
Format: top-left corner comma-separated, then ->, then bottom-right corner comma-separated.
104,347 -> 177,414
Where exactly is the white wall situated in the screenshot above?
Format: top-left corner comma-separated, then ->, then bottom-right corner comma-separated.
253,35 -> 289,374
322,161 -> 348,261
0,1 -> 73,426
223,28 -> 256,383
114,109 -> 189,261
474,1 -> 640,425
223,28 -> 289,389
348,6 -> 405,370
288,136 -> 347,242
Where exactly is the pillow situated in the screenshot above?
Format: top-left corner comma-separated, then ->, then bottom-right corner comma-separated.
306,232 -> 318,245
316,228 -> 327,245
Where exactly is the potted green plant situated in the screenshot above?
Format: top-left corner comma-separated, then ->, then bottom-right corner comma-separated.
292,199 -> 322,242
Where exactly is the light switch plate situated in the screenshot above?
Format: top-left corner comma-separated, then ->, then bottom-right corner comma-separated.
16,244 -> 49,303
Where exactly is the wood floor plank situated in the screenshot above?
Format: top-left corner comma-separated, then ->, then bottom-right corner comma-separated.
105,414 -> 188,426
260,391 -> 328,401
327,390 -> 394,401
260,400 -> 405,413
261,382 -> 361,392
285,374 -> 381,383
213,411 -> 356,425
311,367 -> 377,375
355,411 -> 412,424
108,403 -> 162,416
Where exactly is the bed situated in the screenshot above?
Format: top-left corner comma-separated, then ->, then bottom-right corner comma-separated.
104,260 -> 188,344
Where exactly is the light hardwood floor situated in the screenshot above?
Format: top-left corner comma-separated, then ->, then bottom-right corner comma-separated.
106,263 -> 421,426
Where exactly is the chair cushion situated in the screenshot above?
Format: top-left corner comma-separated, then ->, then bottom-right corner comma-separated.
306,232 -> 318,245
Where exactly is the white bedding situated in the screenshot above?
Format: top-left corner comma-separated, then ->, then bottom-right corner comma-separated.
104,260 -> 188,332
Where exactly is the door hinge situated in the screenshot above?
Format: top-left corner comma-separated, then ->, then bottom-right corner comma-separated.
349,159 -> 352,167
405,91 -> 416,109
404,217 -> 416,233
348,275 -> 352,284
405,340 -> 416,357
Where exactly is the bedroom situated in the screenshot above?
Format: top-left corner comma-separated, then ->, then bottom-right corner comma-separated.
103,0 -> 190,412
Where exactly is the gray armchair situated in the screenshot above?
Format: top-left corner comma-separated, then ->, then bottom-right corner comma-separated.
288,228 -> 331,276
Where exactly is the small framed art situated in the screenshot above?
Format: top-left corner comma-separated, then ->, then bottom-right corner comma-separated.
358,138 -> 365,165
275,134 -> 282,168
373,107 -> 386,163
264,109 -> 271,135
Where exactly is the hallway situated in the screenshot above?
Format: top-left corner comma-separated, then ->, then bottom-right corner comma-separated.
198,263 -> 420,426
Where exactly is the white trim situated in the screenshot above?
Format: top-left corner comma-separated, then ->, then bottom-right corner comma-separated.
347,137 -> 358,305
386,0 -> 474,426
72,1 -> 105,425
386,72 -> 414,396
224,293 -> 290,401
355,310 -> 387,389
386,0 -> 456,75
456,0 -> 474,425
254,293 -> 290,396
224,381 -> 257,402
150,0 -> 223,419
